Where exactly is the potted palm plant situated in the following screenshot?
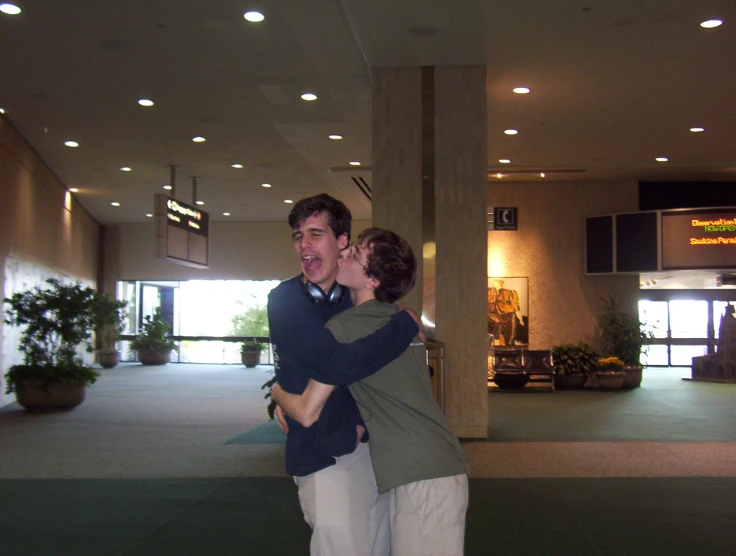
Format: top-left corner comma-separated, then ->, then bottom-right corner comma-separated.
551,341 -> 599,389
241,339 -> 265,368
599,295 -> 650,388
3,278 -> 100,411
129,307 -> 176,365
92,294 -> 128,369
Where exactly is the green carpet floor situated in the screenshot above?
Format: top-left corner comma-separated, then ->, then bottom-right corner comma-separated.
225,420 -> 286,445
0,477 -> 733,556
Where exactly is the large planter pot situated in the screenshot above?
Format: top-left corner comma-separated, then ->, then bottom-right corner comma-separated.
622,365 -> 643,389
15,380 -> 86,412
554,374 -> 586,389
137,350 -> 171,366
595,370 -> 625,390
241,351 -> 261,368
96,350 -> 120,369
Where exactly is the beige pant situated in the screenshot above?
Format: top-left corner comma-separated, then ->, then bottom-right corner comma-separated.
295,442 -> 390,556
389,474 -> 469,556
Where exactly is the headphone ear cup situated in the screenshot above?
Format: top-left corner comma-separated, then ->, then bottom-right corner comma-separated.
302,279 -> 344,304
327,283 -> 344,303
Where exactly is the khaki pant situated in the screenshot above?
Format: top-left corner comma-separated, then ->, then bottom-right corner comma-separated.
295,442 -> 390,556
389,474 -> 469,556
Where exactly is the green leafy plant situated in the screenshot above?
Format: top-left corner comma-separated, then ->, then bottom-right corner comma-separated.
599,295 -> 651,366
92,294 -> 128,352
551,341 -> 600,376
241,339 -> 266,353
261,369 -> 278,420
129,307 -> 176,353
597,356 -> 625,371
3,278 -> 100,393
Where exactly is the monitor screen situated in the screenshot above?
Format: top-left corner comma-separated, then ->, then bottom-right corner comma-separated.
661,209 -> 736,270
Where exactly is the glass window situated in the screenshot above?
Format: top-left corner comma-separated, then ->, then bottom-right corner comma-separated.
713,301 -> 733,340
669,300 -> 708,339
670,345 -> 708,366
639,300 -> 668,339
641,344 -> 669,366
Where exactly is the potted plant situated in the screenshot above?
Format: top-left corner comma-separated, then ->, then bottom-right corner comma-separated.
3,278 -> 100,411
129,307 -> 176,365
551,341 -> 599,389
595,356 -> 626,390
92,294 -> 128,369
241,339 -> 265,368
599,295 -> 651,389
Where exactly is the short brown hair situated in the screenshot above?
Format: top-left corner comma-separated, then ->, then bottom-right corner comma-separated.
288,193 -> 351,241
358,227 -> 417,303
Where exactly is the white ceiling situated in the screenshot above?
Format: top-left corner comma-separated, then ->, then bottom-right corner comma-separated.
1,0 -> 734,226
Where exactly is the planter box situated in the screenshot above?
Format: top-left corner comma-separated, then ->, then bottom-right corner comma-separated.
622,365 -> 643,389
15,380 -> 86,412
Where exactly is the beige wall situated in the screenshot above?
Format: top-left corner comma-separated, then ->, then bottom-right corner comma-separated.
0,118 -> 100,400
487,180 -> 640,351
107,220 -> 372,282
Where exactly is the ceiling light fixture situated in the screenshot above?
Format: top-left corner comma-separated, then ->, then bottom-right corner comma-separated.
120,166 -> 132,172
0,3 -> 22,15
655,157 -> 669,162
64,141 -> 79,148
513,87 -> 530,94
163,185 -> 172,190
540,173 -> 546,178
146,213 -> 153,218
0,108 -> 5,114
496,174 -> 503,179
261,183 -> 272,188
349,161 -> 361,166
329,134 -> 343,140
111,202 -> 120,207
700,19 -> 723,28
284,199 -> 293,204
223,212 -> 231,216
192,136 -> 206,142
69,188 -> 79,192
244,11 -> 265,22
504,129 -> 518,135
195,201 -> 204,206
690,127 -> 705,132
138,99 -> 154,107
301,93 -> 317,101
231,163 -> 243,169
499,159 -> 511,164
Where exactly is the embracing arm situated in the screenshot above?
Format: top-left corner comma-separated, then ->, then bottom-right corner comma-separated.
271,380 -> 335,427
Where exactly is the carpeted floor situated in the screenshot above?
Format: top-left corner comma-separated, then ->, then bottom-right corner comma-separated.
0,364 -> 733,555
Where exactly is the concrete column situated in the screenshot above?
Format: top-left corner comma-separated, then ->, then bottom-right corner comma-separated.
372,66 -> 488,438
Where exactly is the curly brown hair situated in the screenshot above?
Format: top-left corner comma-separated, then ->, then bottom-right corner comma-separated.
288,193 -> 351,241
358,227 -> 417,303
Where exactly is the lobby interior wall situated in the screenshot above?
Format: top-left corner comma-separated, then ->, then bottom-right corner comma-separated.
108,220 -> 372,281
0,118 -> 100,403
487,180 -> 640,351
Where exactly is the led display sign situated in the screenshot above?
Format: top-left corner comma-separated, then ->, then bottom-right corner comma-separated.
661,209 -> 736,270
154,194 -> 210,268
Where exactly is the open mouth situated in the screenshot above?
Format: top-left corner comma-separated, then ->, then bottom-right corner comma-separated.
302,255 -> 323,274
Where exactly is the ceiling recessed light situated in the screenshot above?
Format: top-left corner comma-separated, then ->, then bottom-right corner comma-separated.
329,134 -> 343,140
231,163 -> 243,169
69,188 -> 79,193
111,202 -> 120,207
64,140 -> 79,148
655,157 -> 669,162
244,11 -> 265,22
700,19 -> 723,29
163,185 -> 172,190
261,183 -> 272,188
349,161 -> 361,166
513,87 -> 530,94
0,108 -> 5,114
223,212 -> 231,216
540,173 -> 546,178
284,199 -> 293,204
120,166 -> 132,172
499,159 -> 511,164
301,93 -> 318,101
195,201 -> 204,206
192,136 -> 206,142
690,127 -> 705,132
496,174 -> 503,179
146,213 -> 153,218
504,129 -> 518,135
0,4 -> 22,15
138,99 -> 154,107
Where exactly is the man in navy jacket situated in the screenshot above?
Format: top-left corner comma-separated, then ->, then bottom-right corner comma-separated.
268,193 -> 419,555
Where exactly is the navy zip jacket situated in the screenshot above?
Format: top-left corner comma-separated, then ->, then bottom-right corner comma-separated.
268,275 -> 418,477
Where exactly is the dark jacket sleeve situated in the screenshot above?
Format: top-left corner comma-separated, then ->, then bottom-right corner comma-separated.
268,297 -> 418,386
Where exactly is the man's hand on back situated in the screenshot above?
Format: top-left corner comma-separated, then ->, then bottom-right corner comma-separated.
398,305 -> 426,343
